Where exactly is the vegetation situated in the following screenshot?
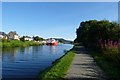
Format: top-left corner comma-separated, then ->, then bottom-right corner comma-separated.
20,36 -> 44,42
74,20 -> 120,49
39,47 -> 77,80
33,36 -> 44,41
19,36 -> 25,42
91,52 -> 120,80
54,38 -> 73,44
1,39 -> 42,48
74,20 -> 120,80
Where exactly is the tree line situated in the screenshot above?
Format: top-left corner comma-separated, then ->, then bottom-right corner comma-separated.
74,20 -> 120,50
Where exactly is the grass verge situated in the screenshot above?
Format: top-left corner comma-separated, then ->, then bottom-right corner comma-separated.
38,47 -> 77,80
91,52 -> 120,80
1,40 -> 42,48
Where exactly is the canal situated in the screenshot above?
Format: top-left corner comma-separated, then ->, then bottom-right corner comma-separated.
2,44 -> 73,79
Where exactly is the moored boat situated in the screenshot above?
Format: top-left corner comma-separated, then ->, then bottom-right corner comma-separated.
46,38 -> 58,45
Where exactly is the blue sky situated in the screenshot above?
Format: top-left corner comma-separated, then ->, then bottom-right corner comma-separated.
118,1 -> 120,23
2,2 -> 118,41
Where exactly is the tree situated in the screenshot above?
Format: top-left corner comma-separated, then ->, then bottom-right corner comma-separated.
20,36 -> 25,42
74,20 -> 120,49
33,36 -> 44,41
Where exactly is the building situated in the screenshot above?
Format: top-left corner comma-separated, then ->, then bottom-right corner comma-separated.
7,31 -> 20,40
24,36 -> 33,41
0,32 -> 8,40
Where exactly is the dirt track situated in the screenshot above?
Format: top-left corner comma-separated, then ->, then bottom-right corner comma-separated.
64,46 -> 107,80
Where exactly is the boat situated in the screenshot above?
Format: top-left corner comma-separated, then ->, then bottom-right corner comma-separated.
46,38 -> 58,45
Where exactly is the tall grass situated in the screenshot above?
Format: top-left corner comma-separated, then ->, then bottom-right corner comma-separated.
99,39 -> 120,65
2,40 -> 42,48
92,52 -> 120,80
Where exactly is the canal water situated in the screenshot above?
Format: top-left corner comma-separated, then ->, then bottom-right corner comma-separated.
2,44 -> 73,79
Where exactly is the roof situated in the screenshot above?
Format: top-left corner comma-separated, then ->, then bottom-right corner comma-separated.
0,32 -> 7,36
24,36 -> 32,38
7,31 -> 18,36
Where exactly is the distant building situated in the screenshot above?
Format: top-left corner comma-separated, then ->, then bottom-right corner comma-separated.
42,40 -> 47,44
24,36 -> 33,41
0,32 -> 8,40
7,31 -> 20,40
39,40 -> 46,44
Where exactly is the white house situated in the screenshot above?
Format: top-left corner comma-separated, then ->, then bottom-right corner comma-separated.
7,31 -> 20,40
24,36 -> 33,41
0,32 -> 8,40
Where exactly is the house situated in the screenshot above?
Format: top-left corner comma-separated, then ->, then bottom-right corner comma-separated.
0,32 -> 8,40
39,40 -> 46,44
42,40 -> 47,44
24,36 -> 33,41
7,31 -> 20,40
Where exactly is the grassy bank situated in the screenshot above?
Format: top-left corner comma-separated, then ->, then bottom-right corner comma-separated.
1,40 -> 42,48
91,52 -> 120,80
39,46 -> 77,80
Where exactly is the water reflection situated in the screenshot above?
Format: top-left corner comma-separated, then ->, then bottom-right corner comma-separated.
0,46 -> 2,80
49,45 -> 57,54
19,47 -> 25,53
2,44 -> 73,78
2,48 -> 19,62
32,46 -> 40,54
0,48 -> 2,80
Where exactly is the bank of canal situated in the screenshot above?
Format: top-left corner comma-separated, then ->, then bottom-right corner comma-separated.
2,44 -> 73,79
39,46 -> 78,80
39,46 -> 107,80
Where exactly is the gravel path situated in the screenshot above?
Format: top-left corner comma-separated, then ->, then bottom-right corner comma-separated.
64,46 -> 107,80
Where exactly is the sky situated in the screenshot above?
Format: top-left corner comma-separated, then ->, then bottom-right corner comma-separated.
2,0 -> 120,2
2,2 -> 118,41
118,1 -> 120,24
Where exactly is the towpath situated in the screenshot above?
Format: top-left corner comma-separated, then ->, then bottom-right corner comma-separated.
64,46 -> 107,80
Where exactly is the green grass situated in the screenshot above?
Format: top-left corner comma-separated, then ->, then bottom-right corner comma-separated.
1,40 -> 42,48
39,48 -> 76,80
91,52 -> 120,80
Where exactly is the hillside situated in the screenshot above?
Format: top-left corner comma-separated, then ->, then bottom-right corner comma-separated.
54,38 -> 73,44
